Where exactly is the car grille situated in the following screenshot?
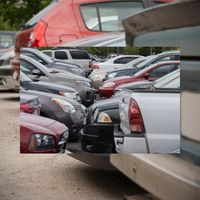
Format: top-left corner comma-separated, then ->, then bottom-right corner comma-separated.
0,68 -> 12,76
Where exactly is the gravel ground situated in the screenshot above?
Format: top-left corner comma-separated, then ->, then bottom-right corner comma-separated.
0,92 -> 145,200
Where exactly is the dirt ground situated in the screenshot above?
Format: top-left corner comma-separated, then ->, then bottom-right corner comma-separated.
0,92 -> 145,200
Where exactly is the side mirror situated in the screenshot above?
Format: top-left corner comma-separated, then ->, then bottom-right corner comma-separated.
144,72 -> 149,79
32,69 -> 41,77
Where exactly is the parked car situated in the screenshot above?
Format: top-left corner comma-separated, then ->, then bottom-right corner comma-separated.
20,55 -> 96,106
20,48 -> 86,76
20,93 -> 41,115
16,0 -> 160,47
0,31 -> 16,56
103,56 -> 150,81
82,69 -> 180,154
42,48 -> 92,68
20,54 -> 92,87
92,55 -> 142,69
20,113 -> 69,153
114,72 -> 180,153
89,56 -> 147,88
0,65 -> 18,91
21,89 -> 86,141
81,97 -> 120,153
20,70 -> 80,102
99,60 -> 180,98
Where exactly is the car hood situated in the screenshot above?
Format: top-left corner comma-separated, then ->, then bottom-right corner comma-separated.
103,75 -> 132,84
115,80 -> 152,91
91,96 -> 121,111
30,80 -> 76,93
21,89 -> 80,106
20,113 -> 68,135
54,71 -> 90,82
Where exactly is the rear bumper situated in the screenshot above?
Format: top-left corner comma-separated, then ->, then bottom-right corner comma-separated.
114,125 -> 147,153
66,141 -> 115,170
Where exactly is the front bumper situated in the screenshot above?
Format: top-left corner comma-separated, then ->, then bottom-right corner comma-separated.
0,75 -> 18,90
81,123 -> 116,153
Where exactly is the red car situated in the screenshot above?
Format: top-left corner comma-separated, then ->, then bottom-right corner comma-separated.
20,113 -> 69,153
16,0 -> 175,47
99,60 -> 180,98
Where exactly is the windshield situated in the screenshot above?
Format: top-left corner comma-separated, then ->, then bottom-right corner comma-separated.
154,69 -> 180,89
20,70 -> 32,82
136,55 -> 156,68
81,1 -> 143,32
26,2 -> 57,26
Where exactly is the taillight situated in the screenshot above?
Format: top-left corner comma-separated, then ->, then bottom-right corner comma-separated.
20,103 -> 34,114
128,98 -> 145,133
29,21 -> 47,47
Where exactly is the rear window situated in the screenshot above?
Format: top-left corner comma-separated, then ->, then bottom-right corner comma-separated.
26,2 -> 57,26
114,57 -> 136,64
69,51 -> 90,60
80,1 -> 143,32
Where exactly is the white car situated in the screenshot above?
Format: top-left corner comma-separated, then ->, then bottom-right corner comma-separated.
89,56 -> 146,88
114,69 -> 180,153
92,55 -> 142,70
42,49 -> 91,69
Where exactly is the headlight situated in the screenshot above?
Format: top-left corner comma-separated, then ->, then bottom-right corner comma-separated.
97,112 -> 112,123
59,91 -> 81,102
29,133 -> 56,151
52,98 -> 76,113
102,82 -> 115,88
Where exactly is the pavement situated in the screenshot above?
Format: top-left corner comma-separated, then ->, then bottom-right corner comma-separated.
0,92 -> 146,200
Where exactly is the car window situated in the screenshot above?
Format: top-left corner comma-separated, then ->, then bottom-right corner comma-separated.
148,64 -> 176,78
20,59 -> 45,77
81,1 -> 143,32
20,70 -> 32,82
43,51 -> 52,58
21,51 -> 47,65
69,50 -> 90,60
114,57 -> 136,64
151,54 -> 180,64
55,51 -> 68,59
161,76 -> 180,89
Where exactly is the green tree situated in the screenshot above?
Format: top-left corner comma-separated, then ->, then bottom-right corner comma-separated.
0,0 -> 52,30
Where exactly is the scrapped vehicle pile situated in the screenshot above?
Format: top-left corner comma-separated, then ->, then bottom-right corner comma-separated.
3,48 -> 179,155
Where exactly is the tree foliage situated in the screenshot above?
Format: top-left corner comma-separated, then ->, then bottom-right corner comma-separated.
0,0 -> 52,30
